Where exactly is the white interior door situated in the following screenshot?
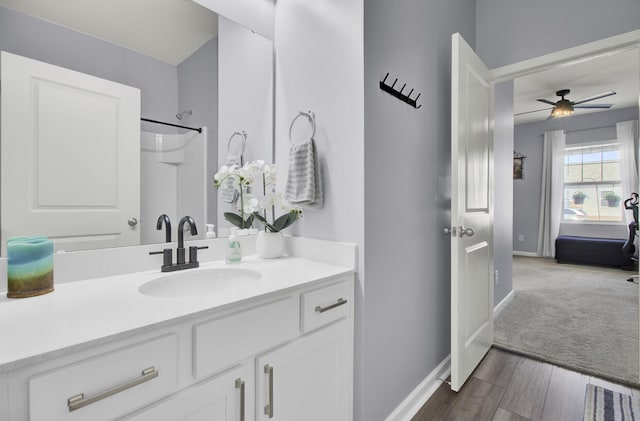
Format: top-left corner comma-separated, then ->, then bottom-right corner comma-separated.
1,51 -> 140,254
450,33 -> 495,392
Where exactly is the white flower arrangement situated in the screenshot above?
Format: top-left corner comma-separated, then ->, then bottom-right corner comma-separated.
214,160 -> 302,232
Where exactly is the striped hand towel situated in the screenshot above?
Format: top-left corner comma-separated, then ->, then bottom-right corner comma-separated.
285,138 -> 323,208
219,155 -> 240,203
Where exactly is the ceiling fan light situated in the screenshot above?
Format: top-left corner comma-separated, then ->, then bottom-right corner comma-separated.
551,100 -> 574,118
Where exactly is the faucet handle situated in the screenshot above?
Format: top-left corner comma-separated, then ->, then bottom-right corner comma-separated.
149,248 -> 173,268
188,246 -> 209,264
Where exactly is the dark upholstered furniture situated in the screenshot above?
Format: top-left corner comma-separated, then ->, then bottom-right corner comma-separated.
555,235 -> 634,270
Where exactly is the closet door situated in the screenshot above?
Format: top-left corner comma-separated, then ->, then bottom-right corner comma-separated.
0,51 -> 140,253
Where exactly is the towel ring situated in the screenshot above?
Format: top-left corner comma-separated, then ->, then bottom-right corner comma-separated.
289,111 -> 316,143
227,131 -> 247,157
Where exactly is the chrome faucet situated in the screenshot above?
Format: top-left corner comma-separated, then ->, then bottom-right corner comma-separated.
149,215 -> 207,272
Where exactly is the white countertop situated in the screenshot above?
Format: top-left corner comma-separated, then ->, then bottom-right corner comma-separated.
0,255 -> 354,372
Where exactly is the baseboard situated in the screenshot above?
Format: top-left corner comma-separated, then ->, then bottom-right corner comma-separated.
385,355 -> 451,421
494,290 -> 514,317
384,291 -> 513,421
512,251 -> 538,257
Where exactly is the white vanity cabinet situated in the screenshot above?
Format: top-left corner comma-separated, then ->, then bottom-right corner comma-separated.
0,374 -> 8,421
124,365 -> 253,421
255,280 -> 353,421
28,335 -> 178,421
256,320 -> 351,421
0,274 -> 354,421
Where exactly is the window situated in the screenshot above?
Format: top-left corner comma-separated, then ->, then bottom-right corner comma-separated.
563,142 -> 622,222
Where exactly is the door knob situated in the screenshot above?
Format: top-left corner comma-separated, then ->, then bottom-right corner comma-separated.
128,217 -> 138,227
459,226 -> 474,237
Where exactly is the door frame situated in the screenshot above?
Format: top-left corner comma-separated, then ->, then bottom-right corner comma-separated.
487,28 -> 640,377
491,30 -> 640,83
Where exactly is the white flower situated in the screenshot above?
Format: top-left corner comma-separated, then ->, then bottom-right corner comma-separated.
237,161 -> 262,185
213,164 -> 238,187
238,193 -> 260,215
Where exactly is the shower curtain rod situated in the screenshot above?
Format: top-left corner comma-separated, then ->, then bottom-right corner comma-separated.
141,117 -> 202,133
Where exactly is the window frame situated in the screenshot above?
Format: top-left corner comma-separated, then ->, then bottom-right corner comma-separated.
561,140 -> 624,225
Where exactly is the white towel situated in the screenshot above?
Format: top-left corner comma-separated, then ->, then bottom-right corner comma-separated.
219,155 -> 240,203
285,138 -> 323,208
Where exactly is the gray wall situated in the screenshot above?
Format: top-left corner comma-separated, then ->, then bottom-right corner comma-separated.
494,81 -> 515,304
177,37 -> 219,227
513,107 -> 638,254
0,6 -> 179,127
363,1 -> 475,419
476,0 -> 640,69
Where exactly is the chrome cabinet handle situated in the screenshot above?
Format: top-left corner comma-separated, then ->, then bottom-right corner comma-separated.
128,217 -> 139,227
443,227 -> 457,236
459,226 -> 475,237
235,378 -> 245,421
67,367 -> 158,412
264,364 -> 274,418
315,298 -> 348,313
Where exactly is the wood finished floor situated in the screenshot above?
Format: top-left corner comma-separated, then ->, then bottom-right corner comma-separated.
411,347 -> 640,421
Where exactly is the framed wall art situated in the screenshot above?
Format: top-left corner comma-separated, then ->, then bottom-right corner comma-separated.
513,151 -> 526,180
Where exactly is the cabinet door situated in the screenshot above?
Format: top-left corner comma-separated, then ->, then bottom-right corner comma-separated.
256,321 -> 352,421
125,365 -> 251,421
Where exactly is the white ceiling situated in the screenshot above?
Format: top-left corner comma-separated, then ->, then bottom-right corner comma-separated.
514,48 -> 640,125
0,0 -> 218,65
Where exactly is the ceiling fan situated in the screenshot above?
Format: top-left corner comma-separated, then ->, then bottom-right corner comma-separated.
516,89 -> 616,119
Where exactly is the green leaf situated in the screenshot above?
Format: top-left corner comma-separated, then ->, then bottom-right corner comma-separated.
252,212 -> 267,223
273,211 -> 298,231
223,212 -> 244,228
252,212 -> 278,232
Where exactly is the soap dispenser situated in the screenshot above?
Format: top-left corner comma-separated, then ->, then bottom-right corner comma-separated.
226,227 -> 242,264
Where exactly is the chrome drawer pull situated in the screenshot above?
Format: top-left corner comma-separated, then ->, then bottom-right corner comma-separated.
67,366 -> 159,412
315,298 -> 348,313
235,378 -> 245,421
264,364 -> 274,418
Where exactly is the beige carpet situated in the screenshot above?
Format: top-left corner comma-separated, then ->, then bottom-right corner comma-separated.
494,256 -> 639,385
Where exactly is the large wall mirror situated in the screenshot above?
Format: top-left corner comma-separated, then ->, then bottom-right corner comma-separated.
0,0 -> 274,255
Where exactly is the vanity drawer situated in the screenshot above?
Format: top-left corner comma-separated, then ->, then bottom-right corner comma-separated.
29,335 -> 178,421
194,296 -> 298,379
301,279 -> 351,333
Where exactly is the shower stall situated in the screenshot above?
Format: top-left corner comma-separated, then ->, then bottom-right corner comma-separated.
140,126 -> 208,244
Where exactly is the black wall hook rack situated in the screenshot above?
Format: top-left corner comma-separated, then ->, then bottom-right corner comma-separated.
379,73 -> 422,109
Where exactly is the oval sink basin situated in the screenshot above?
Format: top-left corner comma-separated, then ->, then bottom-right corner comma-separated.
139,268 -> 262,298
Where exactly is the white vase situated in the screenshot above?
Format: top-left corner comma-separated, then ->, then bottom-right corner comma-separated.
256,231 -> 285,258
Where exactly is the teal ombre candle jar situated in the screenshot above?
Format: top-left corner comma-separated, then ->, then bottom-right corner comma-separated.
7,236 -> 54,298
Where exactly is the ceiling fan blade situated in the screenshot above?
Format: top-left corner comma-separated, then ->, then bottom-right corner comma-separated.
572,91 -> 616,105
514,107 -> 552,116
573,104 -> 613,109
546,113 -> 555,120
537,99 -> 556,106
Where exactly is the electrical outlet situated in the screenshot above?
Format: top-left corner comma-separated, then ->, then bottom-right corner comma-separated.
518,234 -> 524,242
494,269 -> 499,285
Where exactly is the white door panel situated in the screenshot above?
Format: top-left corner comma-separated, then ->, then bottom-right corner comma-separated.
451,33 -> 495,392
1,51 -> 140,254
